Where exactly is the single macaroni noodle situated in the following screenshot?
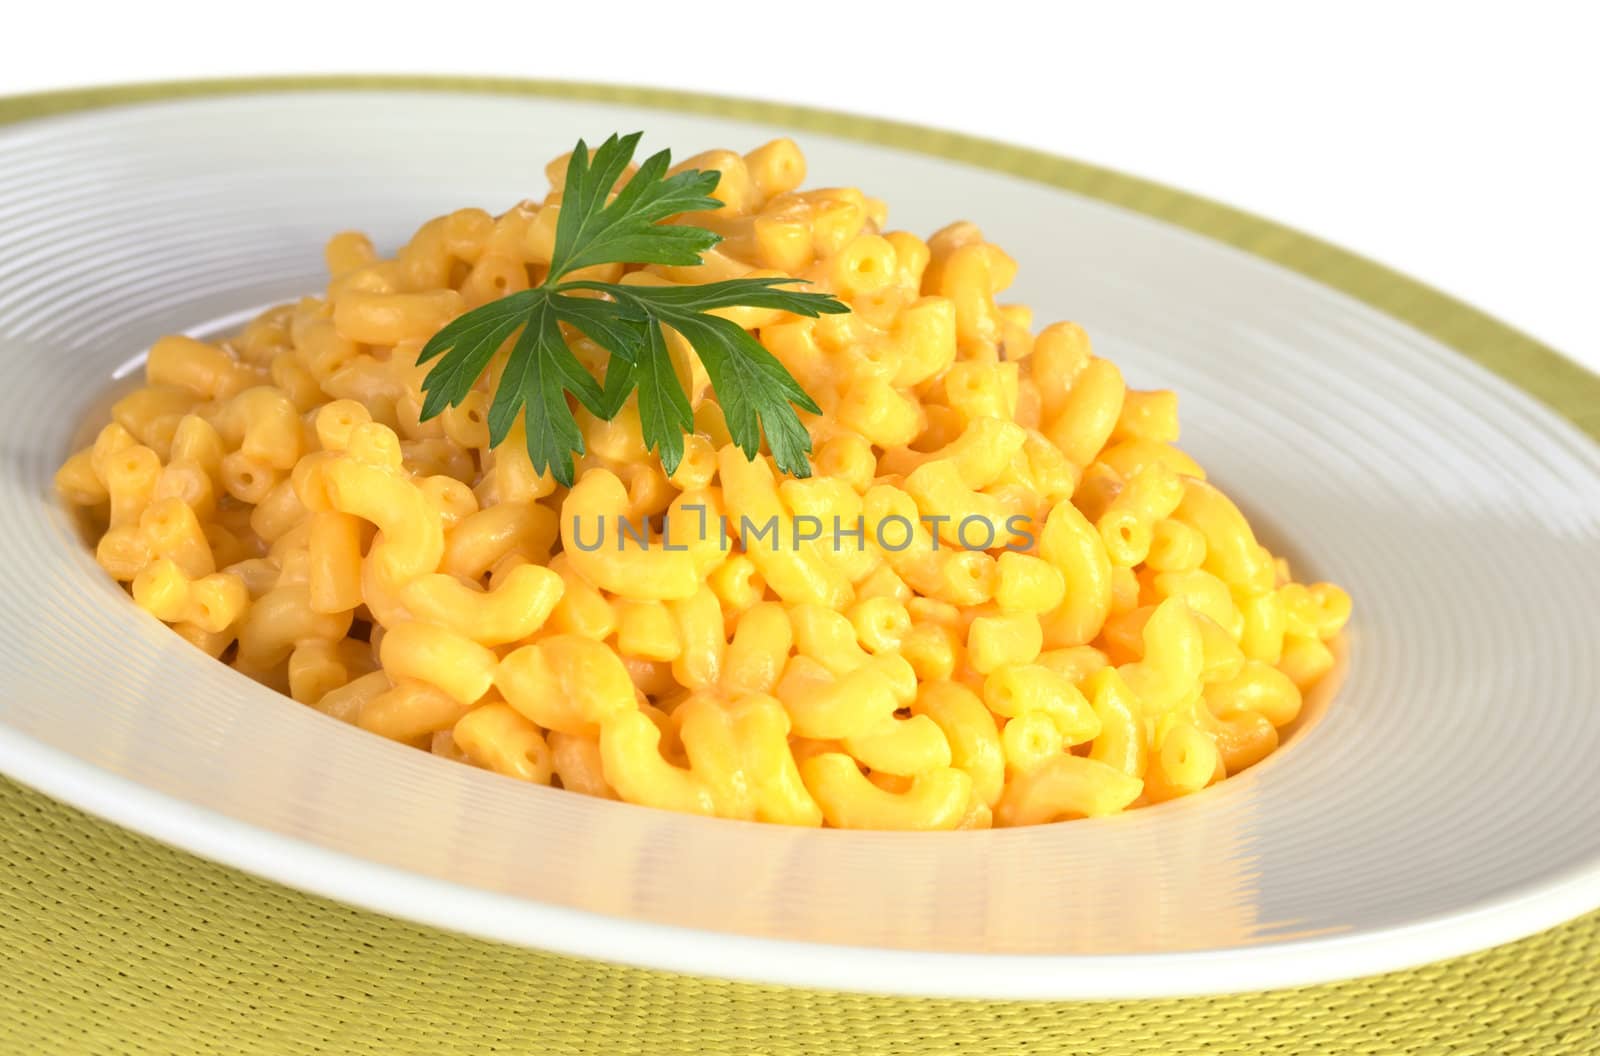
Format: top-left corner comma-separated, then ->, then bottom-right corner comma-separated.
57,137 -> 1350,829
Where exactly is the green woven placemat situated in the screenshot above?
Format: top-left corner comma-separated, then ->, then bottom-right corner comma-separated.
2,77 -> 1598,1056
2,778 -> 1596,1055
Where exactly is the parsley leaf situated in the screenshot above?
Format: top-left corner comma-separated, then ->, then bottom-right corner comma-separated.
580,283 -> 830,477
482,296 -> 605,487
630,322 -> 695,479
548,135 -> 724,277
416,132 -> 849,486
416,290 -> 539,420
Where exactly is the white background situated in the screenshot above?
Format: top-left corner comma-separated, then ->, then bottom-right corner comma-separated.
2,1 -> 1595,372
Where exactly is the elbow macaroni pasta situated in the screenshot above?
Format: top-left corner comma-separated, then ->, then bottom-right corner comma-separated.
57,137 -> 1350,829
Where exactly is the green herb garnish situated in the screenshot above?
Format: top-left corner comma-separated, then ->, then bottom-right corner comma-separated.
416,132 -> 849,486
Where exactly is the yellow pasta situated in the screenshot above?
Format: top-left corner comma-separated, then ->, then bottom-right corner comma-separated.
56,136 -> 1349,828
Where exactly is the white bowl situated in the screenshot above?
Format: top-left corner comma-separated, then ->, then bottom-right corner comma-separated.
1,87 -> 1597,999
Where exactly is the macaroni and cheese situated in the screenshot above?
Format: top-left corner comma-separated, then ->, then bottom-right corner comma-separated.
56,138 -> 1350,829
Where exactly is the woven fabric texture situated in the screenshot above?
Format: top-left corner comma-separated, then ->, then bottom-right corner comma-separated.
2,78 -> 1598,1056
2,779 -> 1597,1055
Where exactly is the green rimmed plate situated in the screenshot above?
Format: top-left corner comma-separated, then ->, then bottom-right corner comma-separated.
0,80 -> 1597,1005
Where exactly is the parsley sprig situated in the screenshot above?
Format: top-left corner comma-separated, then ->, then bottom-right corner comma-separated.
416,132 -> 849,485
